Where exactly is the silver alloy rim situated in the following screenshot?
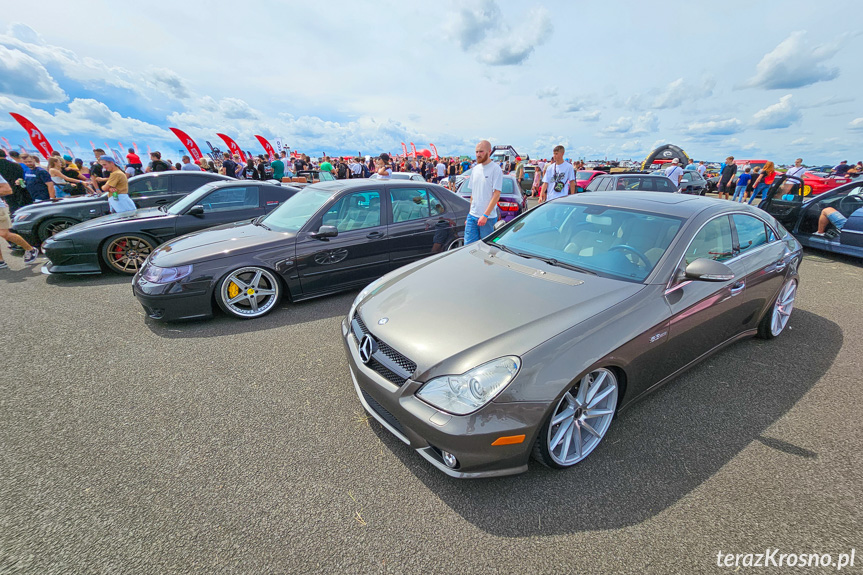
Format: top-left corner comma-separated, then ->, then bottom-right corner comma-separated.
220,267 -> 279,317
771,280 -> 796,336
547,368 -> 618,466
106,236 -> 153,273
447,238 -> 464,250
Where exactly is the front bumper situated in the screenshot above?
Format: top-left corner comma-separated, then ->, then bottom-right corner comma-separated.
342,317 -> 546,478
132,273 -> 214,321
9,223 -> 38,246
42,238 -> 102,274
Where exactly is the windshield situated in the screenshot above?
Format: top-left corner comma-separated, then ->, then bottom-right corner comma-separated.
461,177 -> 516,197
261,188 -> 333,232
488,202 -> 683,282
576,171 -> 595,181
166,182 -> 223,214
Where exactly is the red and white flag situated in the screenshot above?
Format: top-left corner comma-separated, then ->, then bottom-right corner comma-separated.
9,113 -> 54,159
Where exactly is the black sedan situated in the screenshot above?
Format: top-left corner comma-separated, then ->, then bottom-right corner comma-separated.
42,181 -> 300,275
759,173 -> 863,259
132,180 -> 468,321
10,171 -> 231,245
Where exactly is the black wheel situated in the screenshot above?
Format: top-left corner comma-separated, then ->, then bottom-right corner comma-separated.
215,266 -> 282,319
101,234 -> 156,275
37,217 -> 80,242
757,279 -> 797,339
532,368 -> 619,469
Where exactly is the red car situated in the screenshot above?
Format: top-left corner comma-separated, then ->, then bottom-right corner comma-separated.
801,172 -> 853,196
576,170 -> 605,192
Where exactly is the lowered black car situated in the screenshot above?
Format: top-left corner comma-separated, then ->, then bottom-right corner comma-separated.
133,180 -> 468,321
10,171 -> 231,245
42,180 -> 300,274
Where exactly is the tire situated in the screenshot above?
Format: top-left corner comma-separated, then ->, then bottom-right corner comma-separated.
216,266 -> 282,319
532,368 -> 619,469
37,217 -> 80,242
101,234 -> 156,275
757,278 -> 797,339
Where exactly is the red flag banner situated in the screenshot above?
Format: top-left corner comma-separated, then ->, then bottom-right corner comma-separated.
429,143 -> 439,160
216,133 -> 246,162
409,142 -> 416,158
401,142 -> 408,157
169,127 -> 204,162
10,113 -> 54,159
1,136 -> 11,151
254,135 -> 276,160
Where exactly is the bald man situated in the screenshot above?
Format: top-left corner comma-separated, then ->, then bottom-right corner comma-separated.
464,140 -> 502,244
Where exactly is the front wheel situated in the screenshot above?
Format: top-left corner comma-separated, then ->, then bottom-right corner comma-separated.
758,278 -> 797,339
102,234 -> 155,274
37,217 -> 80,242
532,368 -> 619,469
216,266 -> 282,319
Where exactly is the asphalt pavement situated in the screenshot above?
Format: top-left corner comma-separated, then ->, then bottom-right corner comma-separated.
1,215 -> 861,574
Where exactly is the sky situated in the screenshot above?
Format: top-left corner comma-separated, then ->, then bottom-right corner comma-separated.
0,0 -> 861,164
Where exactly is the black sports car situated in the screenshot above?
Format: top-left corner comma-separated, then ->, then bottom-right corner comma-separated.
10,171 -> 231,245
42,180 -> 300,274
132,180 -> 468,321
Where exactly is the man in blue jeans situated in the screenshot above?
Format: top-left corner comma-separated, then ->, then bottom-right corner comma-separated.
464,140 -> 502,244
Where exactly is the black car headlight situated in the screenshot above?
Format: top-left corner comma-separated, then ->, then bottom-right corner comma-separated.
141,264 -> 193,284
416,357 -> 521,415
12,212 -> 31,223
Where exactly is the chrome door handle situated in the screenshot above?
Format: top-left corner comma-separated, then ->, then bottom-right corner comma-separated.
774,262 -> 787,272
730,281 -> 745,295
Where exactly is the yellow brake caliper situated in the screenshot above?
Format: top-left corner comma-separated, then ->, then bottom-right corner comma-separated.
227,281 -> 240,299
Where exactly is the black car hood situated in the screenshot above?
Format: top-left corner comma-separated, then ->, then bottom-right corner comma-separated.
148,221 -> 296,266
17,194 -> 108,215
54,207 -> 169,237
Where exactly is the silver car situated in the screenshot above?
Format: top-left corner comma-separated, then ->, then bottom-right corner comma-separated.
342,192 -> 802,478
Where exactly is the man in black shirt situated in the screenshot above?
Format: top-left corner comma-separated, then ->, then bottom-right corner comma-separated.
221,152 -> 237,179
89,148 -> 107,192
0,150 -> 29,212
718,155 -> 737,200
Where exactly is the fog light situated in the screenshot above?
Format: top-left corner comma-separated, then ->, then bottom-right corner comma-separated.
441,450 -> 458,469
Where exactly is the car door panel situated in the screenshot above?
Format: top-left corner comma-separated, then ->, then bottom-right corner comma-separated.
731,214 -> 790,329
759,175 -> 805,229
388,188 -> 453,264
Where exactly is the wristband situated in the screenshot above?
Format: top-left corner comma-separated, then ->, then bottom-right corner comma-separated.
483,213 -> 491,218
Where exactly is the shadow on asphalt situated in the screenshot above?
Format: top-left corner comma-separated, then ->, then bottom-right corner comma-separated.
801,247 -> 863,268
44,271 -> 130,287
367,309 -> 841,535
143,290 -> 357,338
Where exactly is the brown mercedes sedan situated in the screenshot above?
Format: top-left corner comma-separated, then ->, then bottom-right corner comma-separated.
342,192 -> 802,478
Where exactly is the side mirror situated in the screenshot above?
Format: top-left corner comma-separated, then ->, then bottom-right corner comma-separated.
311,225 -> 338,239
187,205 -> 204,216
684,258 -> 735,282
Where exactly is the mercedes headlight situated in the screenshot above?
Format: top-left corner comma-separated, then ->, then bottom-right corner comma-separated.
141,264 -> 193,284
416,357 -> 521,415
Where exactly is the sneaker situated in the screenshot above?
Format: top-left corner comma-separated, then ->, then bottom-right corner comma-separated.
23,247 -> 39,263
0,261 -> 7,270
813,232 -> 826,237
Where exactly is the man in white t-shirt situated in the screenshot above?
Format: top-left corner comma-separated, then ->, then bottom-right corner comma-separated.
465,140 -> 502,244
0,174 -> 39,268
540,145 -> 576,202
696,161 -> 706,176
435,160 -> 446,183
665,158 -> 684,188
786,158 -> 807,180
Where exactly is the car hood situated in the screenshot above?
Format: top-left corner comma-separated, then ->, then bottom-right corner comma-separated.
356,242 -> 644,379
16,194 -> 107,215
54,207 -> 169,237
148,221 -> 295,266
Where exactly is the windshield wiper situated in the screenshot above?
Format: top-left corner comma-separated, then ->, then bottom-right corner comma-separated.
534,256 -> 596,275
252,216 -> 271,230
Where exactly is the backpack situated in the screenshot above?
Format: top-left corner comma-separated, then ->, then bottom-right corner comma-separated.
151,159 -> 170,172
337,163 -> 348,179
360,163 -> 370,178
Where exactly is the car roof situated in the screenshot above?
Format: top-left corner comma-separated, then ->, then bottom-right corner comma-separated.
560,191 -> 735,217
128,171 -> 232,182
204,180 -> 300,190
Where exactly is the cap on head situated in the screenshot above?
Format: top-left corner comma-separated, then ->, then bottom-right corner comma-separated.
101,156 -> 116,164
63,154 -> 73,161
672,158 -> 679,164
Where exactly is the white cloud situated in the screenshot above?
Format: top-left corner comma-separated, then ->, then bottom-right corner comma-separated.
849,118 -> 863,130
790,137 -> 809,145
741,31 -> 841,90
652,77 -> 716,109
536,86 -> 558,99
0,44 -> 66,102
446,2 -> 552,66
601,112 -> 658,135
686,118 -> 743,135
582,111 -> 601,122
753,95 -> 801,129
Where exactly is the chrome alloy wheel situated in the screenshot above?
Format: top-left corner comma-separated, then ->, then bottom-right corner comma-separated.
105,236 -> 154,274
547,368 -> 618,466
771,280 -> 797,336
219,267 -> 280,318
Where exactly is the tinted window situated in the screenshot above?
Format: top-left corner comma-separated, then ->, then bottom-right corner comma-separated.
585,177 -> 604,192
733,214 -> 768,253
173,174 -> 219,193
263,188 -> 332,232
129,176 -> 169,197
655,178 -> 676,192
323,191 -> 381,231
427,189 -> 446,216
200,186 -> 259,213
615,177 -> 640,190
391,188 -> 430,222
685,216 -> 734,265
638,177 -> 657,191
502,178 -> 516,195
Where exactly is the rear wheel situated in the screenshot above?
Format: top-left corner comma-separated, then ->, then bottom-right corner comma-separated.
216,266 -> 282,319
758,278 -> 797,339
37,217 -> 80,242
101,234 -> 155,274
533,368 -> 619,469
